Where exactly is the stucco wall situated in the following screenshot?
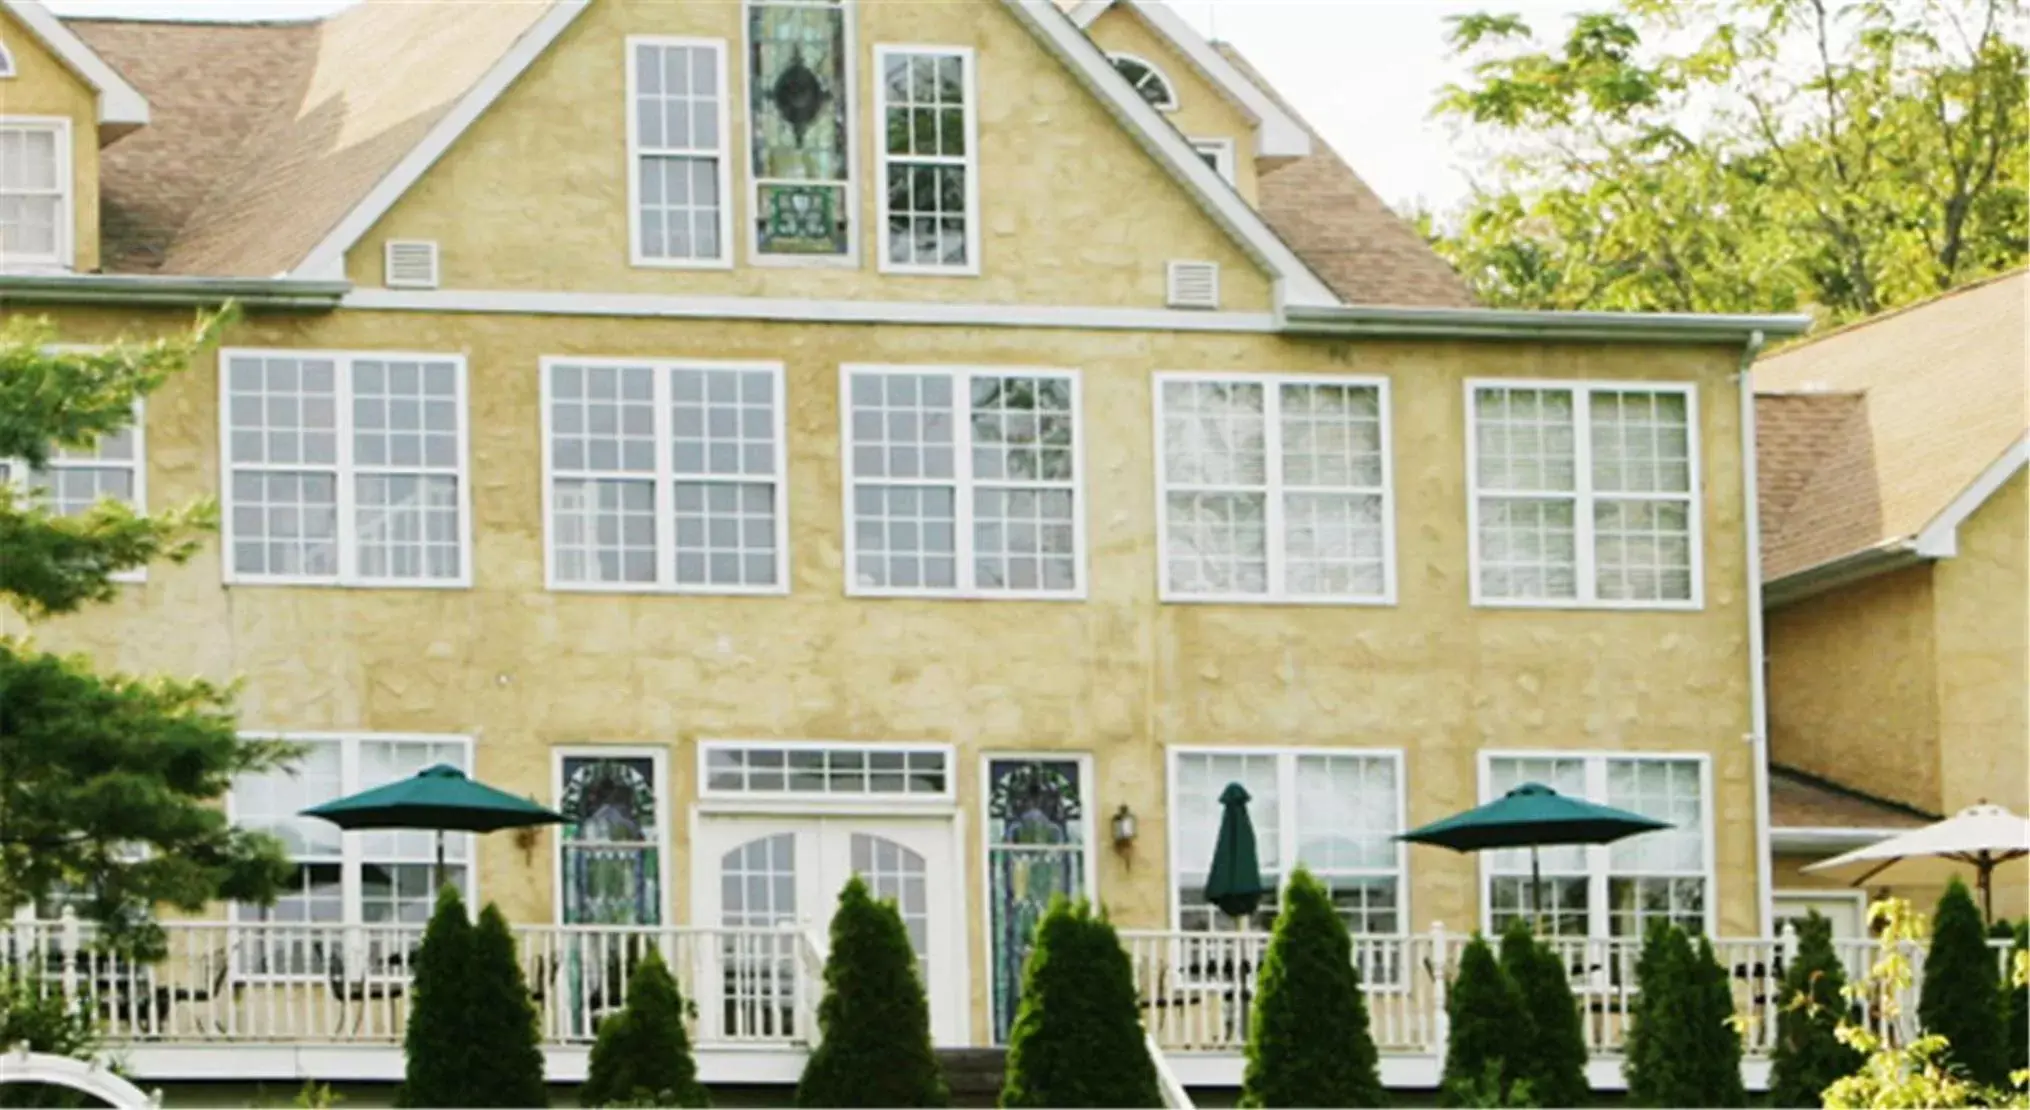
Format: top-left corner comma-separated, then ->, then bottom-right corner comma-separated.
345,0 -> 1273,312
1767,563 -> 1942,813
0,8 -> 101,272
1082,6 -> 1259,206
6,304 -> 1761,1042
1932,468 -> 2028,817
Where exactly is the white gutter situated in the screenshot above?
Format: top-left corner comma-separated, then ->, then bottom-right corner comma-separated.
1771,826 -> 1914,855
0,272 -> 348,308
1284,304 -> 1812,344
1740,329 -> 1775,936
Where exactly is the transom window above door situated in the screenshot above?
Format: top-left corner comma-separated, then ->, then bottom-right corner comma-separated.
542,359 -> 787,594
1157,374 -> 1395,603
700,742 -> 953,801
842,366 -> 1084,598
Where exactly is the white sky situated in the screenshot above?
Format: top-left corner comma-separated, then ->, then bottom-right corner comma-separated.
43,0 -> 1596,214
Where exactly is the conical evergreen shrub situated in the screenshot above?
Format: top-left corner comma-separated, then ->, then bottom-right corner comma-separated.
2003,919 -> 2028,1080
1000,898 -> 1161,1109
1625,923 -> 1745,1108
1497,921 -> 1587,1108
1919,878 -> 2006,1086
398,885 -> 476,1109
1767,912 -> 1862,1107
1687,936 -> 1747,1107
465,903 -> 549,1107
796,877 -> 947,1108
1239,868 -> 1384,1108
581,946 -> 708,1108
1439,933 -> 1531,1107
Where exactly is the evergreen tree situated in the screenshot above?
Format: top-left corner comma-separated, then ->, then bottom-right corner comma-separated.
1686,936 -> 1747,1107
1497,921 -> 1587,1109
1768,912 -> 1863,1107
796,877 -> 946,1108
1239,868 -> 1384,1108
2003,919 -> 2028,1080
1919,879 -> 2006,1087
397,886 -> 476,1109
1623,920 -> 1688,1107
581,947 -> 707,1109
1000,898 -> 1161,1109
463,903 -> 548,1107
1439,933 -> 1531,1107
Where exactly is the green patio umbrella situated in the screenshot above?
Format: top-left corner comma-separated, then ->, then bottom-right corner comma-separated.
1204,782 -> 1272,922
302,764 -> 564,890
1396,782 -> 1669,930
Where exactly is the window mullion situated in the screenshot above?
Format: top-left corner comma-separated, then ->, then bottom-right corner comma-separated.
335,357 -> 358,584
654,365 -> 675,590
953,372 -> 974,593
340,738 -> 362,926
1586,756 -> 1609,938
1572,386 -> 1596,603
1277,754 -> 1298,888
1263,383 -> 1286,598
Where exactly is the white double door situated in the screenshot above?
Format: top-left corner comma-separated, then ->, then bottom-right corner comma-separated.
696,816 -> 964,1044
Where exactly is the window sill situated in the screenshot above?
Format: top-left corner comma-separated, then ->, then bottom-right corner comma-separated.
627,255 -> 735,272
1158,590 -> 1396,608
224,576 -> 473,591
1469,597 -> 1704,613
546,580 -> 790,597
844,585 -> 1088,602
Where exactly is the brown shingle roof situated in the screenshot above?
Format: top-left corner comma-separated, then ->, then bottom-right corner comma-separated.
1753,270 -> 2029,582
1769,765 -> 1934,829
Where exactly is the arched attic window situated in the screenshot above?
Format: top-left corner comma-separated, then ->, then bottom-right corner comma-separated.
1108,52 -> 1177,111
0,41 -> 15,78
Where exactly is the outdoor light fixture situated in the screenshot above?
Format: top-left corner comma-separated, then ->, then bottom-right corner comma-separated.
1111,804 -> 1138,849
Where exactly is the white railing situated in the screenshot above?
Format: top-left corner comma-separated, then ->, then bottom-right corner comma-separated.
2,913 -> 822,1049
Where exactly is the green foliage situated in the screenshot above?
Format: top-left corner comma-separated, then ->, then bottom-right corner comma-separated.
1423,0 -> 2027,325
1440,933 -> 1530,1107
464,903 -> 548,1107
1919,878 -> 2007,1087
397,886 -> 476,1109
1624,922 -> 1745,1108
1768,912 -> 1863,1107
581,947 -> 707,1109
1440,1060 -> 1536,1109
797,877 -> 947,1108
1496,921 -> 1587,1109
999,898 -> 1160,1109
0,970 -> 97,1066
2005,920 -> 2029,1080
1239,868 -> 1384,1108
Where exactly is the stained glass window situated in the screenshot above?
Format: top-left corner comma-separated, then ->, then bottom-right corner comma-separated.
559,756 -> 662,925
986,758 -> 1086,1043
747,0 -> 851,257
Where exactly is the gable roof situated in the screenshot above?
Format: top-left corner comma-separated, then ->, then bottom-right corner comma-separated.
2,0 -> 148,133
1753,269 -> 2029,584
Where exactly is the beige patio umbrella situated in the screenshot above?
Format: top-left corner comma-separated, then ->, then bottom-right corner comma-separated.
1803,802 -> 2030,923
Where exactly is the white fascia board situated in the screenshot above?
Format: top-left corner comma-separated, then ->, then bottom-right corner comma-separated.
1001,0 -> 1337,307
288,0 -> 592,280
1913,433 -> 2028,558
1069,0 -> 1310,158
4,0 -> 149,128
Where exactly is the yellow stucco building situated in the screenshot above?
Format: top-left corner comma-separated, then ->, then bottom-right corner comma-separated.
1,0 -> 1814,1088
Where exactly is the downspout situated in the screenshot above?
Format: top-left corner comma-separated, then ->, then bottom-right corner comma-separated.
1738,329 -> 1774,936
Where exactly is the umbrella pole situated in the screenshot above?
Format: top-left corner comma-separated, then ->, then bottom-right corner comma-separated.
435,829 -> 445,895
1531,844 -> 1544,935
1979,852 -> 1994,925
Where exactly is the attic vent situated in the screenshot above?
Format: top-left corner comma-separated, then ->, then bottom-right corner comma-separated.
1166,261 -> 1220,310
384,240 -> 440,289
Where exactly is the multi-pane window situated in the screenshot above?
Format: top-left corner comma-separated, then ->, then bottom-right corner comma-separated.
1170,749 -> 1405,944
701,743 -> 951,799
876,46 -> 976,273
221,350 -> 468,586
1108,54 -> 1176,110
1158,375 -> 1393,602
231,734 -> 472,972
1,406 -> 143,516
843,366 -> 1081,597
0,120 -> 68,267
1469,381 -> 1699,607
1482,753 -> 1710,939
628,38 -> 730,266
544,359 -> 786,592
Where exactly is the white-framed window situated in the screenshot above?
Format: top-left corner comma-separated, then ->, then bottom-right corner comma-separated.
0,43 -> 15,79
1480,752 -> 1713,939
1108,53 -> 1176,110
1467,380 -> 1701,608
627,36 -> 732,268
875,45 -> 979,275
1168,748 -> 1406,953
700,741 -> 955,802
220,349 -> 471,588
745,0 -> 856,264
0,117 -> 71,268
229,733 -> 473,974
541,358 -> 787,594
842,365 -> 1084,598
1,405 -> 147,583
1157,373 -> 1395,603
1189,138 -> 1236,185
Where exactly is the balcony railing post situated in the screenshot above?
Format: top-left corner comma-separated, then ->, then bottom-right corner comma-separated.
57,908 -> 80,1012
1428,920 -> 1450,1063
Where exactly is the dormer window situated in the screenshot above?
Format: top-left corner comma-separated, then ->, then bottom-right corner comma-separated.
0,119 -> 71,268
1108,53 -> 1177,111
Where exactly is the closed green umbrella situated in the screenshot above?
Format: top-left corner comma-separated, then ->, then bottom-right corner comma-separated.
1397,782 -> 1669,930
1204,782 -> 1271,921
302,764 -> 564,890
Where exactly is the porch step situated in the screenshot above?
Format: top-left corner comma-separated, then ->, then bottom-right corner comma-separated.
936,1048 -> 1007,1102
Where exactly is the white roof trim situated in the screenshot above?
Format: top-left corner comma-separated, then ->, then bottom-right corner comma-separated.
1914,432 -> 2029,558
4,0 -> 148,128
290,0 -> 592,280
1067,0 -> 1310,158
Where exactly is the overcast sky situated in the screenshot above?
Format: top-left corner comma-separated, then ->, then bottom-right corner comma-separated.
43,0 -> 1596,214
